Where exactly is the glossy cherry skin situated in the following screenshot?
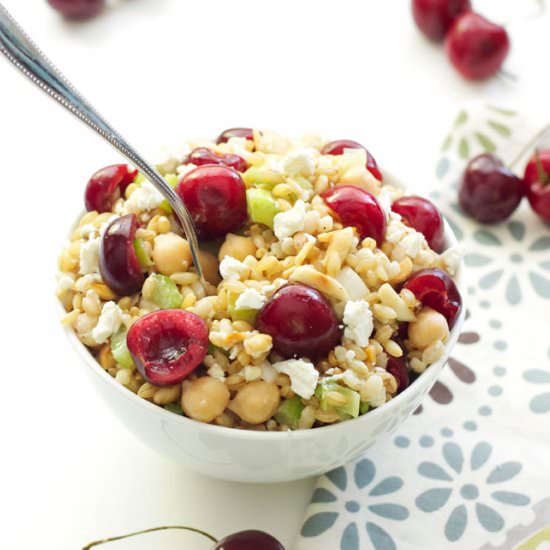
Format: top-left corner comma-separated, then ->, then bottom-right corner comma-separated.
445,12 -> 510,80
322,185 -> 386,245
99,214 -> 144,296
523,150 -> 550,222
403,268 -> 462,328
386,356 -> 410,394
84,164 -> 137,213
127,310 -> 209,386
176,165 -> 247,239
256,284 -> 340,360
216,128 -> 254,144
411,0 -> 471,41
186,147 -> 248,173
392,195 -> 445,252
321,139 -> 382,181
213,530 -> 285,550
47,0 -> 105,19
459,153 -> 523,223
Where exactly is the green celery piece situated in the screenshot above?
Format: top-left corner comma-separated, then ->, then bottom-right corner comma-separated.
164,403 -> 183,415
227,292 -> 258,323
159,199 -> 172,214
151,274 -> 182,309
134,172 -> 146,185
275,396 -> 305,429
111,330 -> 134,369
164,173 -> 179,188
360,401 -> 370,415
133,238 -> 153,268
242,166 -> 284,188
246,188 -> 280,229
317,382 -> 360,418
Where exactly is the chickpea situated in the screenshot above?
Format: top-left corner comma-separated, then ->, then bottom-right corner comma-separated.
228,381 -> 280,424
152,233 -> 192,276
408,307 -> 449,349
198,250 -> 221,286
218,233 -> 256,263
181,377 -> 230,423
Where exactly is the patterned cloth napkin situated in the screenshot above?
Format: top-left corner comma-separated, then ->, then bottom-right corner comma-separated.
295,104 -> 550,550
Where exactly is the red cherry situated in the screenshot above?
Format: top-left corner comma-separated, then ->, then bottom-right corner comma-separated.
216,128 -> 254,144
322,185 -> 386,245
127,310 -> 208,386
392,196 -> 445,252
459,153 -> 523,223
411,0 -> 471,42
47,0 -> 105,19
99,214 -> 144,296
185,147 -> 248,173
213,530 -> 285,550
386,356 -> 410,394
256,284 -> 340,359
84,164 -> 137,213
445,12 -> 510,80
321,139 -> 382,181
176,165 -> 247,239
523,150 -> 550,222
403,268 -> 462,328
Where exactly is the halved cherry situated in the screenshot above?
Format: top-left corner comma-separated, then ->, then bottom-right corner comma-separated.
403,268 -> 462,328
322,185 -> 386,245
216,127 -> 254,144
99,214 -> 144,296
127,310 -> 209,386
256,283 -> 340,359
321,139 -> 382,181
392,195 -> 445,252
176,165 -> 247,239
84,164 -> 137,213
185,147 -> 248,173
386,356 -> 410,394
523,150 -> 550,222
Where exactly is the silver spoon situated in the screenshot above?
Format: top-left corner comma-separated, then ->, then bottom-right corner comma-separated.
0,3 -> 204,280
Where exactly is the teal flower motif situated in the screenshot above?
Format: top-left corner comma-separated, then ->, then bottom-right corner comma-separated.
301,459 -> 408,550
415,441 -> 530,542
458,219 -> 550,305
522,348 -> 550,414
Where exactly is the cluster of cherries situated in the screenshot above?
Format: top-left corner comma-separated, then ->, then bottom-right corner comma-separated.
84,128 -> 461,397
48,0 -> 105,19
412,0 -> 510,80
459,149 -> 550,224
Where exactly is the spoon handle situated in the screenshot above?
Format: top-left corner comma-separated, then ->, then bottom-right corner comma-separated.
0,3 -> 203,279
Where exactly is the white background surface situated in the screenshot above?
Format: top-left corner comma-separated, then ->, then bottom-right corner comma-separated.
0,1 -> 548,548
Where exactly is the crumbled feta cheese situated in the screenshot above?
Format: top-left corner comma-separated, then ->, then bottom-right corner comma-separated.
91,301 -> 124,344
126,181 -> 164,213
343,300 -> 374,347
282,148 -> 316,177
386,216 -> 427,261
235,288 -> 266,310
273,199 -> 306,240
152,143 -> 190,174
219,256 -> 250,281
336,267 -> 368,300
399,231 -> 427,258
57,273 -> 75,292
441,245 -> 465,276
79,237 -> 100,275
273,358 -> 319,399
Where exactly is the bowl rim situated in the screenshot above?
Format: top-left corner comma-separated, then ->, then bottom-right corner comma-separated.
60,171 -> 465,441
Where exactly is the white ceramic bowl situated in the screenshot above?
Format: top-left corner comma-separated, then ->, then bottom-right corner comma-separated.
62,173 -> 465,483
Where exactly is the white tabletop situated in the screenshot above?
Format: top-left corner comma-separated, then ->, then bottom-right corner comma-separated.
0,1 -> 548,548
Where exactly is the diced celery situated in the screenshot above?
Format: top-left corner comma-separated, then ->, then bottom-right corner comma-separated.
275,396 -> 305,429
134,172 -> 146,185
133,238 -> 153,268
317,382 -> 360,418
111,329 -> 134,369
246,188 -> 280,229
360,401 -> 370,415
242,166 -> 284,189
164,173 -> 179,188
227,292 -> 258,323
164,403 -> 183,415
150,274 -> 182,309
159,199 -> 172,214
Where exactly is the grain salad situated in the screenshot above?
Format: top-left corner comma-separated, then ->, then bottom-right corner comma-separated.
57,128 -> 463,431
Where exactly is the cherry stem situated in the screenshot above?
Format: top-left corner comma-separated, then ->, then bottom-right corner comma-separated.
82,526 -> 218,549
509,123 -> 550,170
